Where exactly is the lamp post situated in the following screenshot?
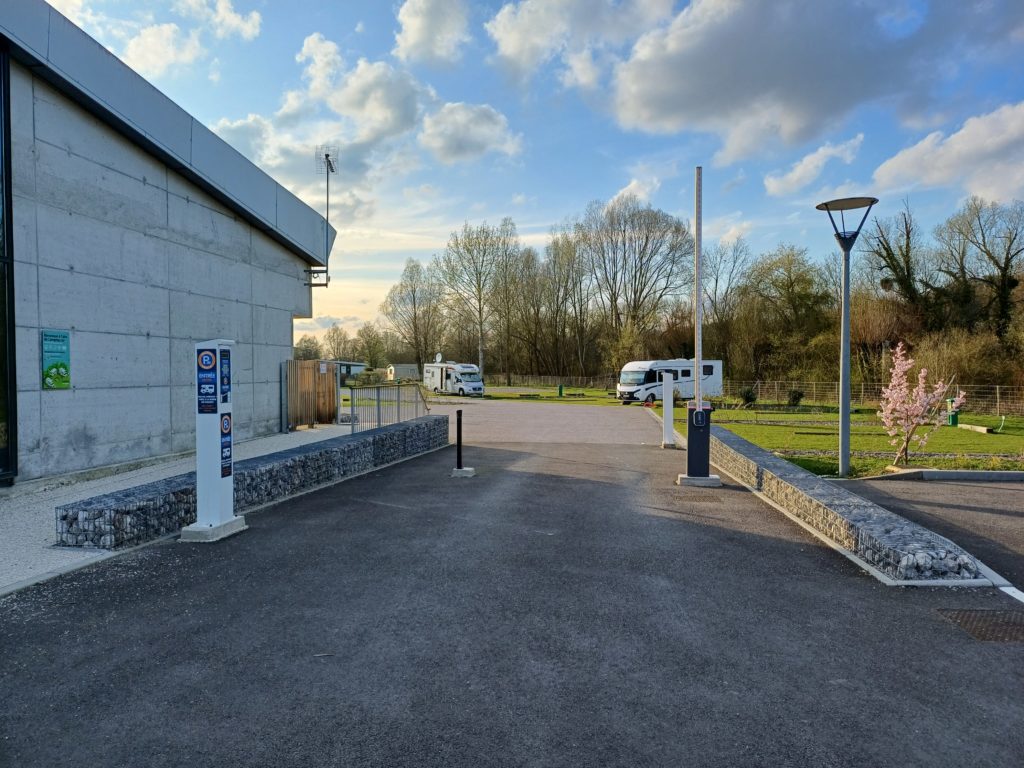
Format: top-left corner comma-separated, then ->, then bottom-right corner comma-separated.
815,196 -> 878,477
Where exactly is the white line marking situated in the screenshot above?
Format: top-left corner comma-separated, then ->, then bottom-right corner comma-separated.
1000,586 -> 1024,606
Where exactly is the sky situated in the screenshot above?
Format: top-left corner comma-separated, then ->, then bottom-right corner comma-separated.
47,0 -> 1024,340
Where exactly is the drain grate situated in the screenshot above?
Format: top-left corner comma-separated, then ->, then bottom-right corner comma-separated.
938,609 -> 1024,642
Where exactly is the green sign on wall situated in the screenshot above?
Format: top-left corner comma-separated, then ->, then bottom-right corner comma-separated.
41,329 -> 71,390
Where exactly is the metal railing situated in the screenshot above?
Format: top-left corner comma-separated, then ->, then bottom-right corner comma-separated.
341,383 -> 430,433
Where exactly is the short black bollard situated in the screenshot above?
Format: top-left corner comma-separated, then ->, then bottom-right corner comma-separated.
452,408 -> 475,477
456,409 -> 463,469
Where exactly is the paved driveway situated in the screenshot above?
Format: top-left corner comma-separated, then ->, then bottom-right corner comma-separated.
2,402 -> 1022,767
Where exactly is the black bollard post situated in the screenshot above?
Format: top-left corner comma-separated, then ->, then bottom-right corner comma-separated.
456,409 -> 463,469
451,408 -> 475,477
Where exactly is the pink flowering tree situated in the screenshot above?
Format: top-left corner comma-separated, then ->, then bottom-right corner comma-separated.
878,342 -> 966,465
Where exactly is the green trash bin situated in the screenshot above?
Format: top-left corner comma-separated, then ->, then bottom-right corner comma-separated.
946,398 -> 959,427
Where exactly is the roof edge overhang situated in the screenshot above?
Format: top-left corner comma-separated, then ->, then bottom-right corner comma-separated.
0,2 -> 335,267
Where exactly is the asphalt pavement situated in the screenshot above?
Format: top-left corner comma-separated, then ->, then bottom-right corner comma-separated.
1,401 -> 1022,767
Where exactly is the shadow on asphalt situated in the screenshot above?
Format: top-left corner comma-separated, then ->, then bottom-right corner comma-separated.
2,444 -> 1022,768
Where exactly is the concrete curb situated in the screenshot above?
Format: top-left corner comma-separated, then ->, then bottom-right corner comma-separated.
834,469 -> 1024,483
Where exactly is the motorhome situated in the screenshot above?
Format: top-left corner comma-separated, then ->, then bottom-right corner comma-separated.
616,359 -> 723,404
423,362 -> 485,397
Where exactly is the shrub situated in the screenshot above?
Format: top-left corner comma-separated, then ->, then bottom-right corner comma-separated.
739,386 -> 758,405
787,389 -> 804,407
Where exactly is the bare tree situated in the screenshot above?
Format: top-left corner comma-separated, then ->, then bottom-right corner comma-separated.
323,324 -> 354,360
380,258 -> 443,374
488,218 -> 523,384
577,194 -> 693,358
436,220 -> 505,375
952,197 -> 1024,340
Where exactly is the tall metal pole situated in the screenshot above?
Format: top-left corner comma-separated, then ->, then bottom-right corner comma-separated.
325,153 -> 330,264
839,243 -> 851,477
694,166 -> 702,408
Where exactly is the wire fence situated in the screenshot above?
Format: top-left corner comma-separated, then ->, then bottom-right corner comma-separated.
484,373 -> 619,390
482,371 -> 1024,416
342,383 -> 430,433
719,380 -> 1024,416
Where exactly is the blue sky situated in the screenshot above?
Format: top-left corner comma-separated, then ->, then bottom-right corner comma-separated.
49,0 -> 1024,338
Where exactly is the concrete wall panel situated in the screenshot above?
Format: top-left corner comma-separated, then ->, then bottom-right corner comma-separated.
36,206 -> 170,288
252,265 -> 310,313
37,266 -> 170,337
13,257 -> 39,328
8,67 -> 36,199
36,385 -> 173,473
166,240 -> 253,303
168,292 -> 253,344
32,79 -> 168,187
14,391 -> 41,456
253,306 -> 296,349
14,326 -> 40,393
11,199 -> 39,267
66,332 -> 171,389
34,142 -> 168,233
166,193 -> 252,261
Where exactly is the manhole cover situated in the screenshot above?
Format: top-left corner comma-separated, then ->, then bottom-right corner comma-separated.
937,609 -> 1024,642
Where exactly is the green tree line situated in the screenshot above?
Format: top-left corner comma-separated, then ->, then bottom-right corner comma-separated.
299,194 -> 1024,386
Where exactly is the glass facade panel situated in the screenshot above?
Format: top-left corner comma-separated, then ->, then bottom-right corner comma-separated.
1,47 -> 14,478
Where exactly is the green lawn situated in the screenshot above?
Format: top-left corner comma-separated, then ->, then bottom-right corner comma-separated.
665,405 -> 1024,477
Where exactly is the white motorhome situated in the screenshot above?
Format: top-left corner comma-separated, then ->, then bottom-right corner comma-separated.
423,362 -> 485,397
616,359 -> 723,404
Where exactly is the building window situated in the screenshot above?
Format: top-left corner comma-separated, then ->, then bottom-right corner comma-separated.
0,46 -> 15,479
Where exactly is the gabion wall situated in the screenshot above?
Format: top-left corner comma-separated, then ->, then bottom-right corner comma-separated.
57,416 -> 448,549
709,427 -> 981,582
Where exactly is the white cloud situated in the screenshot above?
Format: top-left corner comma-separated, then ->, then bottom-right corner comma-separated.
418,103 -> 522,164
174,0 -> 261,40
560,48 -> 600,90
485,0 -> 673,84
612,176 -> 660,204
47,0 -> 92,27
764,134 -> 863,197
122,24 -> 204,78
705,212 -> 752,244
331,59 -> 423,143
613,0 -> 1024,164
873,101 -> 1024,201
393,0 -> 471,64
296,33 -> 344,100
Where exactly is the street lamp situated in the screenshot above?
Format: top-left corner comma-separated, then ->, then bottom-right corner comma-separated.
816,196 -> 878,477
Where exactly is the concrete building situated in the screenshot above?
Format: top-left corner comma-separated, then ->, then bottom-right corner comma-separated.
0,2 -> 335,483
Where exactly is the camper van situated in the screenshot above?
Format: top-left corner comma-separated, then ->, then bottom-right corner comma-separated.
423,362 -> 485,397
616,359 -> 723,404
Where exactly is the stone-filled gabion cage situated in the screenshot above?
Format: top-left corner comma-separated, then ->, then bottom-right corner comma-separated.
57,416 -> 449,549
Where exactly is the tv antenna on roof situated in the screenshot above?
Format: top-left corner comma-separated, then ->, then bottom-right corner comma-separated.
308,145 -> 339,288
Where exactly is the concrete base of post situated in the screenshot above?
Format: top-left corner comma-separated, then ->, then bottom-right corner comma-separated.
451,467 -> 476,478
179,515 -> 248,543
676,474 -> 722,487
661,441 -> 678,449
